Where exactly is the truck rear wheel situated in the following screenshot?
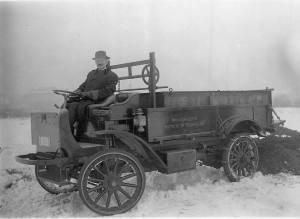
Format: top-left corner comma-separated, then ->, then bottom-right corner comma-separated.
78,149 -> 145,215
222,134 -> 259,182
35,165 -> 78,194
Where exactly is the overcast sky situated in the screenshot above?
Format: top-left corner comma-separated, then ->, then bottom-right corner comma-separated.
1,0 -> 300,100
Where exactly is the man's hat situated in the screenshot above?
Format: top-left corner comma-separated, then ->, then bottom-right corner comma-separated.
92,51 -> 110,60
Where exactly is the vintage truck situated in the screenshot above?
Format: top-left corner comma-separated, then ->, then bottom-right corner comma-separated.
16,52 -> 283,215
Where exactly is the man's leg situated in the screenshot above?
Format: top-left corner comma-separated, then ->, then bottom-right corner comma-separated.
76,99 -> 94,120
66,102 -> 79,132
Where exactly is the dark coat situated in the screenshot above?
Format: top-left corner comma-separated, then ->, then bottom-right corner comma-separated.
78,68 -> 119,102
69,68 -> 118,120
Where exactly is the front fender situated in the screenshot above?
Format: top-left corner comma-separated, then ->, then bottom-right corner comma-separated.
92,130 -> 168,169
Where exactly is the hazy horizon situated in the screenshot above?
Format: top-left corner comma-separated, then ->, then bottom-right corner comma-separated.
1,0 -> 300,101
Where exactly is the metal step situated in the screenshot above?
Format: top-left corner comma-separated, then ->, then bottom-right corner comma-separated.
78,142 -> 106,148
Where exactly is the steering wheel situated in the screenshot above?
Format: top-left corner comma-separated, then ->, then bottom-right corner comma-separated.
52,90 -> 82,109
141,65 -> 160,85
52,89 -> 82,96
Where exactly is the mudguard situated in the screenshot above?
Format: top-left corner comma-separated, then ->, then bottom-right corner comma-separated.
92,130 -> 168,169
218,116 -> 265,137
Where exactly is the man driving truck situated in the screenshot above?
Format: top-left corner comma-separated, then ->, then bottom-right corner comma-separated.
67,51 -> 118,133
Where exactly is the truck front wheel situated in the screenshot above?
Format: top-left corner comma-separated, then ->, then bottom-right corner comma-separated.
78,149 -> 146,215
222,134 -> 259,182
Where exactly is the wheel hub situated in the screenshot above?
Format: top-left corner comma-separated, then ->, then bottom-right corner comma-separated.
104,174 -> 121,191
240,155 -> 247,164
111,180 -> 117,187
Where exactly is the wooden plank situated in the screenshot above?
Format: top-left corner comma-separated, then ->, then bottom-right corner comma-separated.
128,66 -> 132,77
119,86 -> 168,92
149,52 -> 156,108
146,107 -> 213,142
154,132 -> 215,142
78,142 -> 105,148
111,60 -> 149,69
118,75 -> 142,80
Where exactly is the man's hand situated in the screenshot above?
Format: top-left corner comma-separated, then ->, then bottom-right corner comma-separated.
81,92 -> 90,97
73,89 -> 82,95
82,91 -> 98,101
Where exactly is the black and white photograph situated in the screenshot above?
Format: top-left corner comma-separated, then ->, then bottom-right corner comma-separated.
1,0 -> 300,217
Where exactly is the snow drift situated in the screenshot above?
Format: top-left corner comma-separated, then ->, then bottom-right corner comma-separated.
1,108 -> 300,217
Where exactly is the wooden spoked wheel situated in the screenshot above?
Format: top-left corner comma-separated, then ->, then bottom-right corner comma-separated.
78,149 -> 145,215
35,165 -> 78,194
222,134 -> 259,182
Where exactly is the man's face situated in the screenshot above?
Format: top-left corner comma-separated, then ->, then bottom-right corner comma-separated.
95,58 -> 108,70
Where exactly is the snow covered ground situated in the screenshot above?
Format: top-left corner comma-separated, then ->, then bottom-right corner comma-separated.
1,108 -> 300,217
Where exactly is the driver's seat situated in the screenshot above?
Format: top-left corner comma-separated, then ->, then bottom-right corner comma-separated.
87,93 -> 133,117
92,94 -> 116,108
